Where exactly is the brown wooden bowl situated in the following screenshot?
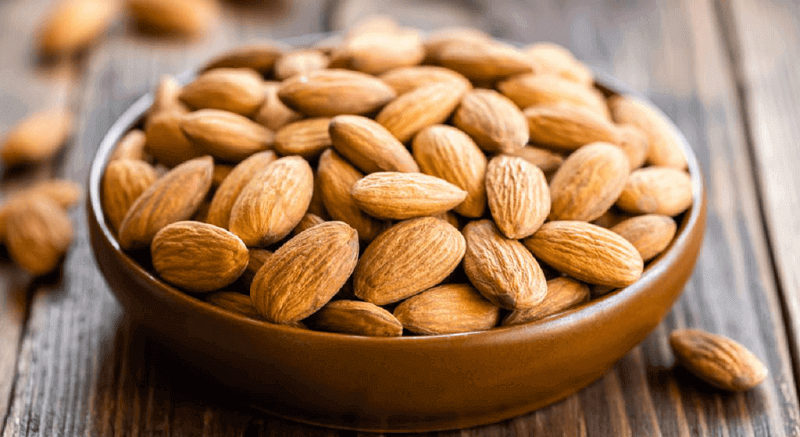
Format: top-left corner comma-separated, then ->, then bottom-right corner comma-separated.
87,36 -> 707,433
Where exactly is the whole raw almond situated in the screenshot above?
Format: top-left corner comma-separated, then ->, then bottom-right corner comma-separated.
462,220 -> 547,309
616,166 -> 693,216
110,129 -> 147,162
229,156 -> 313,246
278,69 -> 396,117
212,164 -> 234,188
486,155 -> 550,239
254,82 -> 302,131
616,124 -> 649,170
498,74 -> 609,118
0,179 -> 82,242
423,27 -> 491,60
180,109 -> 273,163
306,300 -> 403,337
250,221 -> 359,324
38,0 -> 116,57
524,221 -> 644,287
609,95 -> 687,169
102,159 -> 159,233
273,118 -> 331,159
145,110 -> 203,168
151,221 -> 249,293
379,65 -> 471,95
126,0 -> 217,37
5,197 -> 74,275
340,28 -> 425,75
670,329 -> 768,391
393,284 -> 499,335
1,108 -> 73,167
611,214 -> 677,262
148,75 -> 188,118
351,172 -> 467,220
206,291 -> 263,320
205,150 -> 277,228
505,146 -> 564,174
179,68 -> 265,116
453,89 -> 528,153
524,42 -> 593,86
240,248 -> 272,287
292,213 -> 325,236
376,82 -> 469,143
548,142 -> 630,222
524,105 -> 620,150
435,40 -> 532,82
317,149 -> 387,244
274,50 -> 330,80
329,115 -> 419,173
354,217 -> 466,305
412,125 -> 487,217
203,42 -> 287,74
118,156 -> 213,250
503,277 -> 590,326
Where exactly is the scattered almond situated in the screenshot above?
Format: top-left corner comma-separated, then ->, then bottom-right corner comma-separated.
38,0 -> 116,57
1,108 -> 73,167
126,0 -> 218,37
5,196 -> 74,275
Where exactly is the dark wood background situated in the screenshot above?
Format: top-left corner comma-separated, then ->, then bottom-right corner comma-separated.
1,0 -> 800,435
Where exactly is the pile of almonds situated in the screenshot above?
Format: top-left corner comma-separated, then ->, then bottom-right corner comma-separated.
102,20 -> 696,338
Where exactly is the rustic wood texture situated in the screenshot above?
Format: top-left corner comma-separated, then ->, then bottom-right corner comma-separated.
1,0 -> 799,435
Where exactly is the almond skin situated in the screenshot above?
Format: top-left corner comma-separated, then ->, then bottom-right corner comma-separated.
498,74 -> 609,118
292,213 -> 326,236
203,42 -> 287,74
524,105 -> 620,150
376,81 -> 469,143
1,108 -> 73,167
306,300 -> 403,337
179,68 -> 265,116
412,125 -> 487,218
206,291 -> 263,320
670,329 -> 768,391
206,151 -> 277,229
145,110 -> 203,168
254,82 -> 302,131
148,75 -> 188,118
393,284 -> 500,335
250,221 -> 359,324
611,214 -> 677,262
240,248 -> 272,287
616,167 -> 693,216
351,172 -> 467,220
278,69 -> 396,117
616,124 -> 650,170
423,27 -> 491,60
505,146 -> 564,174
503,277 -> 590,326
5,197 -> 74,275
229,156 -> 313,246
453,89 -> 528,154
329,115 -> 419,174
435,40 -> 533,82
462,220 -> 547,309
486,155 -> 550,239
274,50 -> 330,80
339,28 -> 425,75
126,0 -> 217,37
38,0 -> 116,57
354,217 -> 466,305
151,221 -> 249,293
118,156 -> 213,250
609,95 -> 687,169
180,109 -> 273,163
548,142 -> 630,222
379,65 -> 471,95
273,118 -> 331,159
109,129 -> 147,162
524,42 -> 593,86
524,221 -> 644,287
0,180 -> 82,243
102,159 -> 159,233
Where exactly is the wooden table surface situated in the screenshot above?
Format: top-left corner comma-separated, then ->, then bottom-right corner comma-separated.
2,0 -> 800,435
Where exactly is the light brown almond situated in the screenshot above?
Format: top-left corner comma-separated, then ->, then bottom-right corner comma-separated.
436,211 -> 461,229
5,197 -> 74,275
486,155 -> 550,239
206,291 -> 263,320
524,104 -> 620,150
616,166 -> 693,216
203,42 -> 287,74
1,108 -> 73,167
211,164 -> 234,189
38,0 -> 116,57
126,0 -> 217,37
205,150 -> 277,229
329,115 -> 419,173
412,125 -> 487,218
307,300 -> 403,337
498,74 -> 609,118
151,221 -> 249,293
254,82 -> 302,131
292,213 -> 325,236
340,28 -> 425,75
670,329 -> 768,391
179,68 -> 265,116
345,15 -> 399,38
192,200 -> 211,223
351,172 -> 467,220
608,95 -> 687,169
102,159 -> 159,233
110,129 -> 147,162
148,75 -> 188,118
524,221 -> 643,287
273,118 -> 332,159
274,50 -> 330,80
308,173 -> 328,218
0,180 -> 83,242
505,146 -> 564,174
229,156 -> 313,246
393,284 -> 499,335
423,27 -> 492,60
240,248 -> 272,287
118,156 -> 213,250
278,69 -> 396,117
354,217 -> 466,305
524,42 -> 593,86
616,124 -> 649,170
462,220 -> 547,309
453,89 -> 528,153
379,65 -> 471,95
592,208 -> 632,229
376,82 -> 469,143
503,277 -> 590,326
251,221 -> 359,324
611,214 -> 677,262
180,109 -> 273,163
144,110 -> 203,168
435,40 -> 532,82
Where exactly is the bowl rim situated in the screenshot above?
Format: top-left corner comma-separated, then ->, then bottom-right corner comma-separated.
87,32 -> 705,345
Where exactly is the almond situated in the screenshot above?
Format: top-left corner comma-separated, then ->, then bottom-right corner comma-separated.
0,108 -> 73,167
670,329 -> 768,391
505,146 -> 564,174
329,115 -> 419,173
148,75 -> 188,118
292,213 -> 325,236
110,129 -> 147,162
273,118 -> 331,159
393,284 -> 499,335
340,28 -> 425,75
145,111 -> 203,168
229,156 -> 313,246
151,221 -> 249,293
180,109 -> 273,163
126,0 -> 217,37
503,277 -> 590,326
203,42 -> 287,74
38,0 -> 116,57
317,149 -> 387,244
240,248 -> 272,287
0,180 -> 82,243
592,208 -> 632,229
376,82 -> 469,143
254,82 -> 302,131
423,27 -> 492,60
118,156 -> 213,250
548,142 -> 630,221
274,50 -> 330,80
307,300 -> 403,337
616,166 -> 693,216
616,124 -> 649,170
211,164 -> 234,189
250,221 -> 359,324
486,155 -> 550,239
524,42 -> 593,86
453,89 -> 528,153
524,104 -> 620,150
524,221 -> 643,287
179,68 -> 265,116
498,74 -> 609,118
611,214 -> 677,262
462,220 -> 547,309
354,217 -> 466,305
379,65 -> 471,95
205,151 -> 277,228
608,95 -> 687,169
102,159 -> 159,233
206,291 -> 263,320
5,197 -> 74,275
412,125 -> 487,218
435,40 -> 532,82
351,172 -> 467,220
278,69 -> 396,117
